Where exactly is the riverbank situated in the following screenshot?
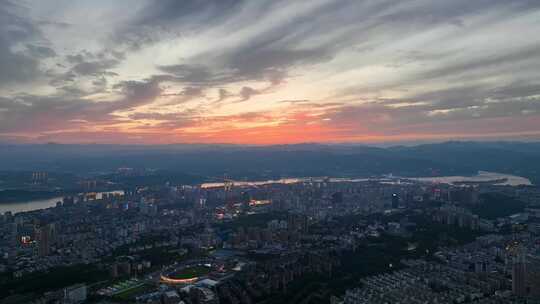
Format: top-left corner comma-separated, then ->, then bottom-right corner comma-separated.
201,171 -> 533,188
0,189 -> 63,204
0,190 -> 124,215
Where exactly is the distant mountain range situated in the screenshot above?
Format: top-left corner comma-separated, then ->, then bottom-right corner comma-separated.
0,141 -> 538,184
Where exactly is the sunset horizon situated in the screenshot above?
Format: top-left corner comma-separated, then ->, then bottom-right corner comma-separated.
2,1 -> 540,301
1,0 -> 540,144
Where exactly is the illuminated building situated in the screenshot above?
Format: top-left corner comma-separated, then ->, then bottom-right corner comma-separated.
391,193 -> 399,209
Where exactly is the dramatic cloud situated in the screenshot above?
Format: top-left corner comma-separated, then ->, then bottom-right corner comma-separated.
0,0 -> 45,85
1,0 -> 540,144
0,78 -> 162,137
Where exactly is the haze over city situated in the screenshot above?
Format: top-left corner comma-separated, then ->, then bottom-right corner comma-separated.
3,1 -> 540,304
2,0 -> 540,144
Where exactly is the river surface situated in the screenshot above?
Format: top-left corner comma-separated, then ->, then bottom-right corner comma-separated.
0,190 -> 124,215
201,171 -> 532,188
2,171 -> 531,214
407,171 -> 532,186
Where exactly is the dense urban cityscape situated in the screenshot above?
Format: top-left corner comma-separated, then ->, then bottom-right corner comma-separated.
2,0 -> 540,303
1,164 -> 540,304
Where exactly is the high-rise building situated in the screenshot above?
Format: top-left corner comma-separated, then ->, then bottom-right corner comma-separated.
391,193 -> 399,209
512,249 -> 527,297
528,255 -> 540,299
32,172 -> 48,183
331,192 -> 343,204
449,186 -> 478,205
36,224 -> 54,257
63,284 -> 87,304
195,197 -> 207,210
10,222 -> 18,247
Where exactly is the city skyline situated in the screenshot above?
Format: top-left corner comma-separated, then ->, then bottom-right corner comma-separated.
1,0 -> 540,144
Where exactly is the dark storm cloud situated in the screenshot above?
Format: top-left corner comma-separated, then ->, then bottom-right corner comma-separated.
2,0 -> 540,141
151,1 -> 340,88
225,47 -> 331,84
0,1 -> 122,90
0,0 -> 44,85
363,82 -> 540,125
127,111 -> 200,130
159,86 -> 206,105
154,0 -> 540,95
419,45 -> 540,82
36,20 -> 71,29
0,43 -> 41,85
134,0 -> 244,25
0,94 -> 105,133
26,44 -> 56,58
157,64 -> 218,84
156,30 -> 334,94
43,50 -> 123,91
238,86 -> 259,102
71,58 -> 120,76
215,88 -> 232,103
85,0 -> 540,138
177,87 -> 204,98
113,79 -> 163,110
64,50 -> 122,76
409,86 -> 488,110
113,0 -> 245,50
490,83 -> 540,100
48,71 -> 77,87
322,82 -> 540,134
0,78 -> 162,133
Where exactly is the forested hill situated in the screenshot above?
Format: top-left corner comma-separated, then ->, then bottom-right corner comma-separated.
0,141 -> 538,184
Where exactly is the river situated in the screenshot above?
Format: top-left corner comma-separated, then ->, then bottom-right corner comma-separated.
201,171 -> 532,188
0,190 -> 124,215
2,171 -> 531,214
407,171 -> 532,186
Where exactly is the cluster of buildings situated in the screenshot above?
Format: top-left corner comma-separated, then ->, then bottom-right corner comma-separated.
340,260 -> 513,304
338,231 -> 540,304
432,205 -> 481,230
1,173 -> 540,303
34,284 -> 88,304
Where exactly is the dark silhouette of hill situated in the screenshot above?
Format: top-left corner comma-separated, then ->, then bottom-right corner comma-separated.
0,141 -> 538,183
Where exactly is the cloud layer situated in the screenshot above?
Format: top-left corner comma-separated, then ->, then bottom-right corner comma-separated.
1,0 -> 540,144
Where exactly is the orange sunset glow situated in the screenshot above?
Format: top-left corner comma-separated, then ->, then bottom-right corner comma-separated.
1,1 -> 540,144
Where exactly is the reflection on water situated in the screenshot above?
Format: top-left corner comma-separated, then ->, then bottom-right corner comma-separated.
2,171 -> 531,215
0,196 -> 63,215
0,190 -> 124,214
201,171 -> 532,188
408,171 -> 532,186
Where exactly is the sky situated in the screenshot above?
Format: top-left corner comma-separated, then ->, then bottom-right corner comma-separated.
1,0 -> 540,145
